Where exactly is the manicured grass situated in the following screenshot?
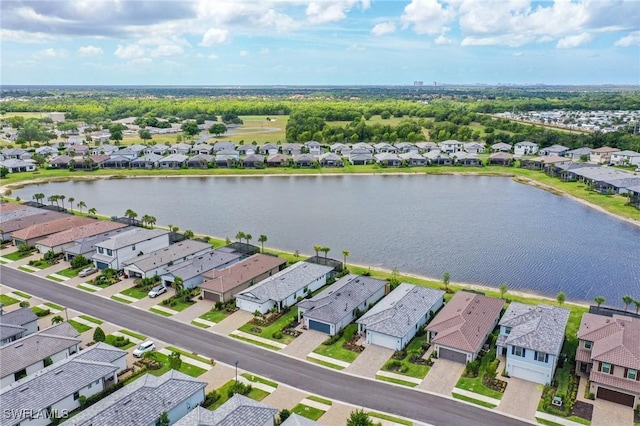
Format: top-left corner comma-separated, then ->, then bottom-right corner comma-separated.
3,250 -> 36,261
535,418 -> 565,426
68,319 -> 91,333
199,309 -> 230,323
12,291 -> 31,299
375,375 -> 418,388
120,287 -> 149,299
312,324 -> 360,363
79,314 -> 103,325
230,334 -> 282,351
119,329 -> 146,341
149,307 -> 173,316
247,388 -> 270,401
57,267 -> 84,278
46,275 -> 66,282
306,357 -> 345,370
30,306 -> 51,316
207,380 -> 238,409
452,393 -> 498,409
44,302 -> 64,311
111,295 -> 133,304
291,404 -> 325,421
191,320 -> 209,328
0,294 -> 20,306
567,416 -> 591,426
162,299 -> 195,312
27,259 -> 53,269
368,412 -> 413,426
104,334 -> 135,350
166,346 -> 212,365
147,353 -> 206,378
306,395 -> 332,406
381,336 -> 431,379
456,349 -> 504,400
238,307 -> 298,345
241,373 -> 279,389
78,284 -> 97,292
18,266 -> 35,272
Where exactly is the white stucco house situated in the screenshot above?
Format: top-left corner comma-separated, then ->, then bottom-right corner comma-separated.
514,141 -> 539,156
92,228 -> 170,270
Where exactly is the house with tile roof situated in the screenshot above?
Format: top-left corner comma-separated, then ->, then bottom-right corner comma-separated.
92,228 -> 170,270
35,221 -> 127,254
496,303 -> 569,384
63,226 -> 134,262
160,249 -> 244,290
298,274 -> 387,336
0,307 -> 39,347
576,313 -> 640,407
12,216 -> 95,247
426,291 -> 504,364
63,370 -> 206,426
357,284 -> 444,350
122,239 -> 213,279
589,146 -> 619,164
175,394 -> 278,426
0,210 -> 69,241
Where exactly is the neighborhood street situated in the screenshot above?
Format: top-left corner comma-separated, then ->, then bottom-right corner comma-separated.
0,265 -> 528,426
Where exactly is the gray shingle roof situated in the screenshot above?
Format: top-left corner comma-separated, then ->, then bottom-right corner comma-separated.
297,274 -> 386,325
0,206 -> 43,223
64,227 -> 135,257
74,342 -> 128,364
63,370 -> 207,426
498,303 -> 570,356
175,394 -> 277,426
95,228 -> 169,250
236,261 -> 333,304
163,250 -> 243,281
122,240 -> 212,273
0,307 -> 38,328
0,324 -> 25,341
1,322 -> 80,378
357,284 -> 445,338
281,413 -> 324,425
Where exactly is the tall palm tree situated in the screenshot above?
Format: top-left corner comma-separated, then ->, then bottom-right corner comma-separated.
68,197 -> 75,213
594,296 -> 605,307
77,201 -> 86,213
245,234 -> 252,245
88,207 -> 97,216
124,209 -> 138,224
58,195 -> 66,209
32,193 -> 45,206
147,216 -> 156,229
47,195 -> 57,207
313,245 -> 322,258
634,300 -> 640,314
321,247 -> 330,262
172,276 -> 184,295
622,295 -> 634,311
258,235 -> 268,253
184,230 -> 194,239
236,231 -> 245,242
342,250 -> 350,268
141,214 -> 152,228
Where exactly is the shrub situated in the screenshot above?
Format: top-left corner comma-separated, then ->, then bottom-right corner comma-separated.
215,301 -> 224,310
343,325 -> 356,342
203,390 -> 220,407
272,331 -> 283,340
93,327 -> 106,343
70,255 -> 90,269
19,301 -> 30,308
227,381 -> 252,398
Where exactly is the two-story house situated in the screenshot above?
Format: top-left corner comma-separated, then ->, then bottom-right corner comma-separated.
576,314 -> 640,407
92,228 -> 170,270
514,141 -> 539,156
496,303 -> 570,385
439,140 -> 464,153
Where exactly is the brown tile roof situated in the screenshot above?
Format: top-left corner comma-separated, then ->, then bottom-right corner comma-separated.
0,203 -> 29,213
589,370 -> 640,393
576,347 -> 592,363
36,221 -> 127,249
578,314 -> 640,370
12,216 -> 96,241
1,211 -> 69,234
427,291 -> 504,353
200,254 -> 286,294
591,146 -> 620,153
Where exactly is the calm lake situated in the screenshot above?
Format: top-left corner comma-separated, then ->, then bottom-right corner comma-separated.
12,175 -> 640,304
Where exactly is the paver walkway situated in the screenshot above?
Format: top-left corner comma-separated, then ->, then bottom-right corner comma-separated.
230,330 -> 287,349
591,398 -> 633,426
212,310 -> 253,335
281,329 -> 327,358
171,300 -> 214,323
300,397 -> 332,411
111,293 -> 138,303
262,386 -> 306,410
78,282 -> 102,292
239,376 -> 277,393
192,318 -> 216,328
150,304 -> 179,316
47,273 -> 70,281
70,316 -> 99,328
497,377 -> 540,420
346,344 -> 394,378
418,359 -> 465,395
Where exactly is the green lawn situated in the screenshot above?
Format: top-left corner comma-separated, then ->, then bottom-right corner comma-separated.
149,307 -> 173,316
111,295 -> 133,304
3,250 -> 36,261
57,267 -> 84,278
0,294 -> 20,306
79,315 -> 103,325
306,395 -> 331,406
292,404 -> 325,421
230,334 -> 282,351
456,349 -> 504,400
18,266 -> 35,272
381,336 -> 431,379
78,284 -> 97,292
199,309 -> 230,323
247,388 -> 270,401
27,259 -> 53,269
191,320 -> 209,328
375,375 -> 418,388
68,319 -> 91,333
368,412 -> 413,426
12,291 -> 31,299
163,299 -> 195,312
166,346 -> 212,365
44,302 -> 64,311
30,306 -> 51,316
46,275 -> 66,282
119,329 -> 146,340
241,373 -> 278,389
535,418 -> 565,426
147,353 -> 206,378
453,393 -> 498,409
238,308 -> 299,345
120,287 -> 149,299
105,334 -> 135,350
312,324 -> 360,363
207,380 -> 240,410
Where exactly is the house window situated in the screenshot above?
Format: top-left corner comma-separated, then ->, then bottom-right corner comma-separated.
535,352 -> 549,363
73,391 -> 80,400
584,341 -> 592,349
132,245 -> 136,251
106,249 -> 113,256
14,369 -> 27,381
628,369 -> 638,380
98,247 -> 104,254
601,362 -> 612,374
504,327 -> 512,335
512,346 -> 525,357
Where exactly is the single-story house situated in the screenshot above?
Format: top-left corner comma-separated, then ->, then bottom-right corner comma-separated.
564,147 -> 593,161
415,142 -> 439,153
373,143 -> 397,153
130,153 -> 163,169
539,144 -> 569,156
0,211 -> 68,241
375,153 -> 402,167
12,216 -> 95,247
91,144 -> 119,156
193,143 -> 214,155
122,239 -> 213,279
398,152 -> 427,166
0,307 -> 39,347
170,143 -> 192,155
259,143 -> 279,155
282,143 -> 302,155
215,150 -> 240,167
0,159 -> 36,173
426,291 -> 504,364
293,154 -> 317,168
35,221 -> 127,254
496,303 -> 569,385
491,142 -> 513,153
514,141 -> 539,156
200,254 -> 287,303
266,154 -> 291,167
464,142 -> 485,154
395,142 -> 419,153
357,284 -> 445,350
452,152 -> 481,166
159,153 -> 188,169
319,152 -> 344,167
145,144 -> 169,155
35,146 -> 59,157
348,152 -> 374,165
352,143 -> 374,152
112,144 -> 146,160
213,141 -> 236,152
63,370 -> 206,426
235,261 -> 333,314
160,249 -> 244,289
175,394 -> 278,426
100,156 -> 131,169
66,145 -> 90,156
92,228 -> 170,270
488,152 -> 514,166
49,155 -> 73,169
236,144 -> 255,156
297,274 -> 387,336
242,154 -> 266,169
187,154 -> 214,169
1,148 -> 31,160
424,150 -> 452,166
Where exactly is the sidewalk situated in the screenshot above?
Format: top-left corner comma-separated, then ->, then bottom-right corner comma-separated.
230,330 -> 287,349
307,352 -> 350,368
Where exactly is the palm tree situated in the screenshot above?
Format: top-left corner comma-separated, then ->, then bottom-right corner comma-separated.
124,209 -> 138,224
32,193 -> 45,206
88,207 -> 97,216
556,292 -> 566,306
321,246 -> 330,260
443,271 -> 451,292
77,201 -> 86,213
68,197 -> 75,213
342,250 -> 350,268
172,276 -> 184,295
499,283 -> 508,299
594,296 -> 605,307
258,235 -> 267,253
141,214 -> 152,228
236,231 -> 245,242
51,315 -> 64,325
634,300 -> 640,314
147,216 -> 156,229
184,230 -> 194,239
47,195 -> 56,206
58,195 -> 66,209
622,295 -> 634,311
245,234 -> 252,245
171,225 -> 179,233
313,245 -> 322,258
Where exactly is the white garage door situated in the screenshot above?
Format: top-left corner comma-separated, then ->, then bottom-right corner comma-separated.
368,331 -> 398,350
511,365 -> 546,384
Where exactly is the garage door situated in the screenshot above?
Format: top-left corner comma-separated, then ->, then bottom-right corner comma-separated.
439,348 -> 467,364
96,261 -> 109,270
597,387 -> 635,407
511,365 -> 547,384
203,290 -> 220,302
308,320 -> 331,334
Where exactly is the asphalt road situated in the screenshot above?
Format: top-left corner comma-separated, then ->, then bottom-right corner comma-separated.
0,266 -> 528,426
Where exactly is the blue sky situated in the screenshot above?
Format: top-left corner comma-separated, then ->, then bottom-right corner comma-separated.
1,0 -> 639,86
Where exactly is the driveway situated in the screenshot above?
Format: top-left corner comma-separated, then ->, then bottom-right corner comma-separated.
171,299 -> 215,324
212,310 -> 253,335
132,290 -> 172,309
346,344 -> 395,378
418,359 -> 465,395
591,399 -> 633,426
497,378 -> 541,421
99,278 -> 138,297
318,401 -> 352,425
281,329 -> 328,359
262,385 -> 306,410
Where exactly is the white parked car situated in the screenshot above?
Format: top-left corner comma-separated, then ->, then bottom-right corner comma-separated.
78,267 -> 97,277
133,341 -> 156,358
148,285 -> 167,298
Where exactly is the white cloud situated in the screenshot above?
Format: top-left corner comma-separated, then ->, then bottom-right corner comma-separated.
401,0 -> 454,36
557,32 -> 592,49
347,43 -> 366,51
306,0 -> 369,24
129,57 -> 152,65
239,50 -> 249,56
115,44 -> 145,60
615,31 -> 640,47
34,48 -> 68,58
512,51 -> 523,56
200,28 -> 229,46
0,29 -> 54,43
371,22 -> 396,36
435,34 -> 453,45
77,45 -> 103,57
150,44 -> 184,57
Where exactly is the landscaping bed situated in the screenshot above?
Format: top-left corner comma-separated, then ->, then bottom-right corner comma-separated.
239,307 -> 299,345
120,287 -> 149,299
312,323 -> 362,364
456,348 -> 506,400
3,248 -> 36,261
0,294 -> 20,306
381,334 -> 432,379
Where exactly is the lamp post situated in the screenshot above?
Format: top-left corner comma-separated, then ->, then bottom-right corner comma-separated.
235,361 -> 238,384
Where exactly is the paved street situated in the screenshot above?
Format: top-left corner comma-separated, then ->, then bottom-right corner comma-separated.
0,266 -> 529,426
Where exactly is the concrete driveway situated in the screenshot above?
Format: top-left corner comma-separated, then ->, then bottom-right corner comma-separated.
132,290 -> 173,309
281,329 -> 328,359
262,385 -> 306,410
172,299 -> 215,324
213,310 -> 253,335
418,359 -> 465,395
497,378 -> 541,421
591,399 -> 633,426
346,344 -> 395,378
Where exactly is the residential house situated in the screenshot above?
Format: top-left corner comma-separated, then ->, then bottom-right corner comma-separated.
235,261 -> 333,314
576,314 -> 640,407
610,150 -> 640,167
426,291 -> 504,363
348,149 -> 374,165
305,140 -> 322,155
130,153 -> 163,169
35,146 -> 59,157
266,154 -> 291,167
491,142 -> 513,153
66,135 -> 85,145
352,142 -> 374,152
395,142 -> 419,153
187,154 -> 213,169
439,140 -> 464,153
564,147 -> 593,161
318,152 -> 344,167
63,371 -> 206,426
169,143 -> 192,155
0,211 -> 69,241
514,141 -> 539,156
115,144 -> 146,160
1,148 -> 31,160
242,154 -> 266,169
415,142 -> 439,153
488,152 -> 514,166
193,143 -> 214,155
0,307 -> 39,347
0,159 -> 36,173
12,216 -> 95,247
159,153 -> 188,169
66,145 -> 90,156
0,204 -> 42,225
629,185 -> 640,209
496,303 -> 569,385
213,141 -> 236,152
357,284 -> 445,350
373,142 -> 397,153
452,152 -> 481,167
590,146 -> 619,164
464,142 -> 485,154
122,240 -> 213,279
375,153 -> 402,167
258,143 -> 279,155
236,144 -> 255,156
35,221 -> 127,254
424,150 -> 452,166
91,144 -> 119,156
215,149 -> 240,167
49,155 -> 73,169
539,144 -> 569,156
0,343 -> 126,426
160,249 -> 244,289
0,322 -> 80,389
92,228 -> 170,270
293,153 -> 317,168
329,143 -> 350,155
282,143 -> 302,155
63,227 -> 134,262
144,143 -> 169,155
174,394 -> 277,426
200,254 -> 287,302
520,155 -> 571,171
100,155 -> 131,169
297,274 -> 387,335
